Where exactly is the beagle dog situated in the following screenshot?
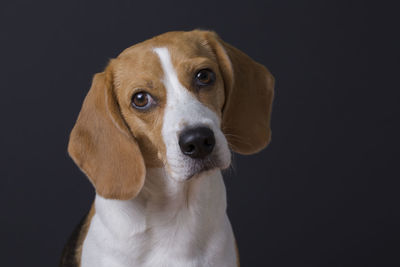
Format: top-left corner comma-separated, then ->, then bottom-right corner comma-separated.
60,30 -> 274,267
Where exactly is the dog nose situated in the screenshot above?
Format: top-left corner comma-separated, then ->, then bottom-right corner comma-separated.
179,127 -> 215,159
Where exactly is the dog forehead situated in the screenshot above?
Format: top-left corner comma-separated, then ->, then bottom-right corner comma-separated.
113,47 -> 163,88
115,31 -> 215,80
122,31 -> 213,56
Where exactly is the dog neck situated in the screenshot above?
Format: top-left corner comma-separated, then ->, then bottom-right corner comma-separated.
82,167 -> 237,267
94,167 -> 228,233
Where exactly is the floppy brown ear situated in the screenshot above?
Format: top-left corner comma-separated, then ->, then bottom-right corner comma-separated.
205,31 -> 275,155
68,63 -> 145,200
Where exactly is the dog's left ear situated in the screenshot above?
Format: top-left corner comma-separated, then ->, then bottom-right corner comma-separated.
203,31 -> 275,155
68,62 -> 146,200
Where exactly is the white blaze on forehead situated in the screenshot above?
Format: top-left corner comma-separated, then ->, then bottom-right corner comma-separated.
153,47 -> 185,101
153,46 -> 219,126
153,47 -> 230,180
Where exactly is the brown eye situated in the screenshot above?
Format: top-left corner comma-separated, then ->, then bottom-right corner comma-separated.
131,91 -> 154,110
195,69 -> 215,87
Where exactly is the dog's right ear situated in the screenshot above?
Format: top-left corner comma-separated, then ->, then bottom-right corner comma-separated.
68,62 -> 145,200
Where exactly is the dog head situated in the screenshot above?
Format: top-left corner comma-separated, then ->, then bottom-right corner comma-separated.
68,30 -> 274,200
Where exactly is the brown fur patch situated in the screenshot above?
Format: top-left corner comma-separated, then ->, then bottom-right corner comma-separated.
202,31 -> 275,154
68,68 -> 146,200
235,240 -> 240,267
74,206 -> 95,266
59,205 -> 95,267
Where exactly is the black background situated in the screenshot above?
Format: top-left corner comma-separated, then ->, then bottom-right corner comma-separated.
1,1 -> 399,266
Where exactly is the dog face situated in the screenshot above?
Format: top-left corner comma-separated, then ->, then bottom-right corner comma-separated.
68,30 -> 274,199
114,35 -> 231,182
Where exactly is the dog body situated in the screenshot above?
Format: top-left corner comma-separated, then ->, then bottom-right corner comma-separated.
82,169 -> 235,267
61,30 -> 274,267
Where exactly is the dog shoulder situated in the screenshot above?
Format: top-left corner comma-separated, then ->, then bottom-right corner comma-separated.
59,205 -> 95,267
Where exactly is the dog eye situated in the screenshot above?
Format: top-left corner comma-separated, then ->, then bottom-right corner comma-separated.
194,69 -> 215,87
131,91 -> 154,110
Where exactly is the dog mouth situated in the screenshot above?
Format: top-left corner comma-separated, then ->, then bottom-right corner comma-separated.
185,157 -> 224,180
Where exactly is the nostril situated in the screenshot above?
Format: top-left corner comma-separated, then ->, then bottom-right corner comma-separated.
204,137 -> 215,148
186,144 -> 196,153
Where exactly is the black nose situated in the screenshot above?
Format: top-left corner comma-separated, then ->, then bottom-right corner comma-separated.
179,127 -> 215,159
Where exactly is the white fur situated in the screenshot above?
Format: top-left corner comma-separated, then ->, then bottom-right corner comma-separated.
81,169 -> 237,267
81,47 -> 236,267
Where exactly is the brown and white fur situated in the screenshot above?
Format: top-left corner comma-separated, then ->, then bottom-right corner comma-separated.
60,30 -> 274,267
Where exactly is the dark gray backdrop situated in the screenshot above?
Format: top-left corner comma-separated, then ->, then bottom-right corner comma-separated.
1,0 -> 399,266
